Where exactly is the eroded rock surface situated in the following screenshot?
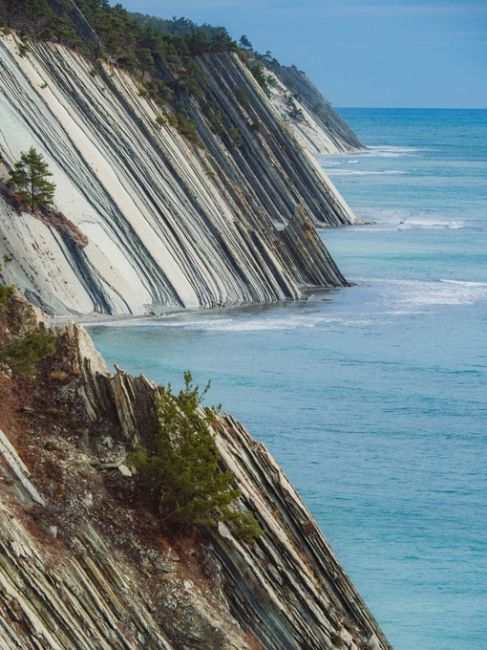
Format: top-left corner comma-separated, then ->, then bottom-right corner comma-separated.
0,32 -> 357,316
0,296 -> 391,649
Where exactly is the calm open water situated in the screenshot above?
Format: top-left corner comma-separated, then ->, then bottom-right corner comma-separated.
88,108 -> 487,650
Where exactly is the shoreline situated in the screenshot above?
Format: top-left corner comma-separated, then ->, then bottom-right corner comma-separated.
48,210 -> 375,329
49,286 -> 341,328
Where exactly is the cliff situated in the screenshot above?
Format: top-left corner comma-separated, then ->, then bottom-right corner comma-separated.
0,23 -> 358,316
272,65 -> 363,154
0,293 -> 390,650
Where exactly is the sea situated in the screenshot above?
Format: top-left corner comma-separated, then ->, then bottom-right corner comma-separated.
88,108 -> 487,650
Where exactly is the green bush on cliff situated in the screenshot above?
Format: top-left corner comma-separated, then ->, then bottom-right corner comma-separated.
146,79 -> 174,103
167,110 -> 200,145
229,127 -> 243,148
0,329 -> 56,374
0,285 -> 15,311
0,284 -> 57,373
203,104 -> 224,135
250,63 -> 269,95
128,371 -> 263,541
129,371 -> 238,524
17,39 -> 30,57
232,511 -> 264,544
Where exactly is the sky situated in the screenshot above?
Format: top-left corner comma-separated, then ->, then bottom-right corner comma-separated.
116,0 -> 487,108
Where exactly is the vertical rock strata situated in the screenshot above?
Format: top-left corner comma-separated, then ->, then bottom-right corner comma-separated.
0,33 -> 357,315
0,302 -> 391,649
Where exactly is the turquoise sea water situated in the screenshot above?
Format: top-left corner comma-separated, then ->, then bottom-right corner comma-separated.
88,109 -> 487,650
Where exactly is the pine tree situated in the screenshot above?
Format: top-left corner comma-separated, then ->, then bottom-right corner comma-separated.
239,35 -> 252,50
8,147 -> 56,211
129,371 -> 241,525
136,47 -> 155,81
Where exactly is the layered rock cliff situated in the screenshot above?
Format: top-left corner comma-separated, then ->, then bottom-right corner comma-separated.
272,64 -> 363,155
0,293 -> 390,650
0,24 -> 358,316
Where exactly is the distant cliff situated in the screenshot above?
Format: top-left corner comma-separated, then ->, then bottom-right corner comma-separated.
0,3 -> 361,316
0,293 -> 390,650
270,64 -> 363,154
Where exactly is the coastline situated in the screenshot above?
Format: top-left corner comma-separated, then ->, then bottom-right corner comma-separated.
86,108 -> 487,649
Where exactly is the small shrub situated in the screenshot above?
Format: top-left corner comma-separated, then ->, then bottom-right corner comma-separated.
266,75 -> 278,89
229,127 -> 243,148
0,285 -> 14,311
17,41 -> 30,57
146,79 -> 174,103
0,330 -> 56,374
235,85 -> 250,110
167,110 -> 200,145
203,104 -> 224,135
250,64 -> 269,94
184,75 -> 205,99
289,104 -> 305,122
231,511 -> 264,544
128,371 -> 263,545
250,119 -> 262,133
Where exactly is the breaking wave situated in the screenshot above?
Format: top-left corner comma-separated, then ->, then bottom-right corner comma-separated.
365,278 -> 487,307
326,169 -> 407,177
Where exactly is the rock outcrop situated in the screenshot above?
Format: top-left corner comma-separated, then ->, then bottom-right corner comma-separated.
0,28 -> 358,316
0,295 -> 391,649
272,64 -> 363,154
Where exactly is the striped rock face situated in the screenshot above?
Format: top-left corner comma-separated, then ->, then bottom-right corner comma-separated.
0,298 -> 390,650
0,34 -> 357,316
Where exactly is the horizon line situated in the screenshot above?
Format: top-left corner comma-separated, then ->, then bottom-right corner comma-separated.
336,106 -> 487,110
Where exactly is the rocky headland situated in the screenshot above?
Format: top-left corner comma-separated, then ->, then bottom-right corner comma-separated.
0,291 -> 390,650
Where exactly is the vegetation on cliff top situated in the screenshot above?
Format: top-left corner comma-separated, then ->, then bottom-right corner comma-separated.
0,286 -> 56,373
129,371 -> 263,542
0,1 -> 280,145
0,1 -> 237,90
0,285 -> 14,313
0,328 -> 56,374
0,1 -> 235,142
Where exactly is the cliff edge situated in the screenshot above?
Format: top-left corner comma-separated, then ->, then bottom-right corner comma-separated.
0,293 -> 390,649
